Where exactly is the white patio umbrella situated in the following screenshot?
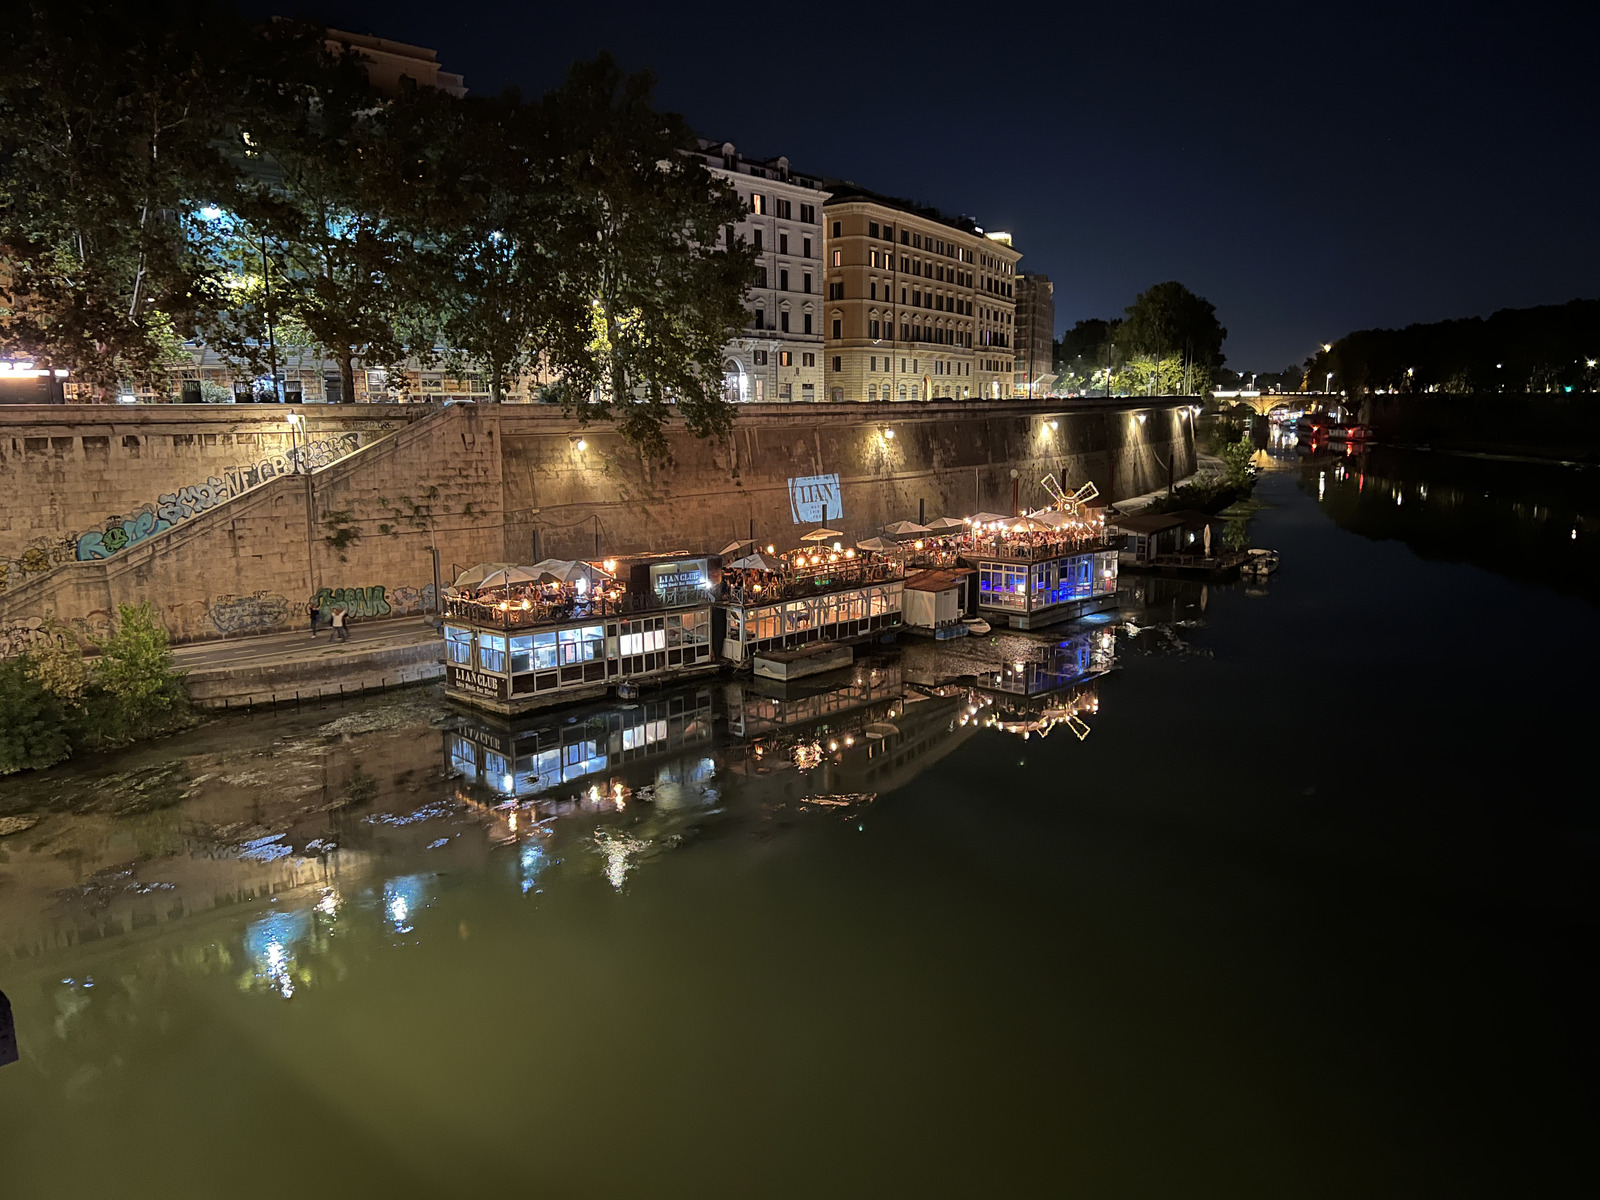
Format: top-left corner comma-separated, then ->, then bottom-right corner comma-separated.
476,564 -> 543,590
925,517 -> 967,532
453,562 -> 521,589
536,559 -> 612,584
1029,510 -> 1075,529
718,538 -> 754,557
728,552 -> 784,571
881,520 -> 931,538
858,537 -> 901,553
967,512 -> 1013,527
800,527 -> 844,542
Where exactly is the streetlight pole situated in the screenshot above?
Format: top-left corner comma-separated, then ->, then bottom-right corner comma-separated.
262,234 -> 283,404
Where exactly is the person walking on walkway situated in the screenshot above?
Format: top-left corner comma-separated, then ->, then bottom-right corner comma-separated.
308,595 -> 322,637
331,605 -> 349,643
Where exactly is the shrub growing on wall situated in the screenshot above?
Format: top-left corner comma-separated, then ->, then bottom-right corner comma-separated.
87,601 -> 189,742
0,656 -> 74,774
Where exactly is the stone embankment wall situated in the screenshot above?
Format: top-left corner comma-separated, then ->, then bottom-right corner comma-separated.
0,405 -> 502,650
500,400 -> 1195,559
0,399 -> 1194,653
1363,393 -> 1600,461
0,405 -> 434,597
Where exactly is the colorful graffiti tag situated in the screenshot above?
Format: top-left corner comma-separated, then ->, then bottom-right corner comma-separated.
314,585 -> 390,619
0,534 -> 78,595
73,433 -> 363,562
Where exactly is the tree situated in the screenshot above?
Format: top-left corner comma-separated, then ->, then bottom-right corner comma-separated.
0,0 -> 252,395
1121,281 -> 1227,394
1219,437 -> 1255,490
539,55 -> 758,459
202,49 -> 443,405
430,95 -> 557,404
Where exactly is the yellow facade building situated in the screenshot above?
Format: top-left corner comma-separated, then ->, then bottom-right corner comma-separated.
822,188 -> 1022,403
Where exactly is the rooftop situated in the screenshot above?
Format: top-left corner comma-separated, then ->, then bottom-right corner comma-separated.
903,568 -> 974,593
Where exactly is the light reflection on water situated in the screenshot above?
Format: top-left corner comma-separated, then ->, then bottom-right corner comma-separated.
0,471 -> 1593,1195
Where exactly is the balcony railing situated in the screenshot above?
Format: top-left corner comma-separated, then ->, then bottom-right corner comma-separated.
446,586 -> 712,632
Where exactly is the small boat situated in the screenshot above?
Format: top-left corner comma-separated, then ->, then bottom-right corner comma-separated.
1240,549 -> 1279,579
616,680 -> 640,701
962,617 -> 991,635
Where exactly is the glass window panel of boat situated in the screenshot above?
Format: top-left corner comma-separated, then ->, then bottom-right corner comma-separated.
446,625 -> 473,664
450,735 -> 477,779
583,626 -> 605,660
485,751 -> 510,790
479,633 -> 507,673
533,631 -> 559,669
509,635 -> 535,673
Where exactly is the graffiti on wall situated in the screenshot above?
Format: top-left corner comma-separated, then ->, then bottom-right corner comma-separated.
312,583 -> 436,620
0,617 -> 76,659
0,535 -> 78,595
72,433 -> 363,562
207,591 -> 291,636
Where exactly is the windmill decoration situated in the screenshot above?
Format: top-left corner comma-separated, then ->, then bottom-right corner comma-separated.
1034,474 -> 1104,544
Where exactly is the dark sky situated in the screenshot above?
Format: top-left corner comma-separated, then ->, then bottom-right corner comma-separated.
268,0 -> 1597,369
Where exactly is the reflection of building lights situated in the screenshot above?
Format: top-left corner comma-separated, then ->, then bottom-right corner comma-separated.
595,830 -> 649,891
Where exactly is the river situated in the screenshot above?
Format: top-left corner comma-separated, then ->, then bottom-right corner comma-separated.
0,461 -> 1593,1198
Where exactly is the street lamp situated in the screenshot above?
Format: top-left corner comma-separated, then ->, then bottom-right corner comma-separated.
1326,371 -> 1334,394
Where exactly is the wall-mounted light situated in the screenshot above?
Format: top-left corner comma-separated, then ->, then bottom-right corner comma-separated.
877,424 -> 895,440
286,410 -> 302,426
569,436 -> 587,451
1136,413 -> 1147,425
1048,419 -> 1059,430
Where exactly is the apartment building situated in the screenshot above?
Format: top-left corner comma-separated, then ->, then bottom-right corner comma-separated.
1013,274 -> 1056,396
689,140 -> 830,403
821,187 -> 1022,403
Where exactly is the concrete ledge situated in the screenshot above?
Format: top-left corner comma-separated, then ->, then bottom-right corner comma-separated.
183,638 -> 443,708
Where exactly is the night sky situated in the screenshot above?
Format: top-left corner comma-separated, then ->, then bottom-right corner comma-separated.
262,0 -> 1597,370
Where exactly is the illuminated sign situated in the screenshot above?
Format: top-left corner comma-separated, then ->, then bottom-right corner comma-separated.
649,559 -> 709,596
788,473 -> 841,524
448,666 -> 507,699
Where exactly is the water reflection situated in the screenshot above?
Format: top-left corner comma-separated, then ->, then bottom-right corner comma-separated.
0,631 -> 1130,1061
1301,443 -> 1599,599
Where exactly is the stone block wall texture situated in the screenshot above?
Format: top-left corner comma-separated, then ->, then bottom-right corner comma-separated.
0,404 -> 432,596
0,399 -> 1193,653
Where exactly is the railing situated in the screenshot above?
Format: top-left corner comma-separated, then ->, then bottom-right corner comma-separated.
962,532 -> 1117,564
720,562 -> 903,606
446,586 -> 712,631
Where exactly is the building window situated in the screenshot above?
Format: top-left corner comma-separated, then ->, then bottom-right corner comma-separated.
754,309 -> 765,330
800,203 -> 815,223
832,319 -> 841,340
781,311 -> 790,332
780,351 -> 793,366
803,353 -> 815,367
803,236 -> 812,258
777,198 -> 792,219
780,233 -> 789,255
755,266 -> 767,288
751,193 -> 764,214
803,272 -> 811,294
869,320 -> 880,339
831,387 -> 844,401
832,249 -> 842,266
899,383 -> 908,400
803,313 -> 813,334
753,228 -> 763,251
832,220 -> 841,237
869,221 -> 880,238
828,282 -> 844,300
779,268 -> 789,291
802,383 -> 815,400
753,350 -> 768,365
832,355 -> 842,371
868,384 -> 877,400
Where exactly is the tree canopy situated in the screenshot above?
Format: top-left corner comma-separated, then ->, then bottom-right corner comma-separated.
0,7 -> 757,454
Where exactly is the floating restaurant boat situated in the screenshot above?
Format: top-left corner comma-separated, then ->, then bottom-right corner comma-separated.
443,554 -> 719,715
716,536 -> 905,664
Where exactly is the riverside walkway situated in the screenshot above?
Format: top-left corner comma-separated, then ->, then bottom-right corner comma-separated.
171,617 -> 443,709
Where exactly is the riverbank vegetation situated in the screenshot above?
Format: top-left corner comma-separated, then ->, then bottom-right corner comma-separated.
1310,298 -> 1600,397
0,603 -> 192,775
